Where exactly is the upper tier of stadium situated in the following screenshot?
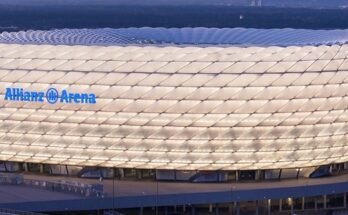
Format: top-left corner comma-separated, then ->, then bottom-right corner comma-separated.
0,27 -> 348,46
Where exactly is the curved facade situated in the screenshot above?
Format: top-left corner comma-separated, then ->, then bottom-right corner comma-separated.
0,29 -> 348,170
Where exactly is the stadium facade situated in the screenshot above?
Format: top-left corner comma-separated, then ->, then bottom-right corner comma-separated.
1,28 -> 348,171
1,28 -> 348,214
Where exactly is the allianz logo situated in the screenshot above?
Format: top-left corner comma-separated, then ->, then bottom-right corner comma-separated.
4,87 -> 96,104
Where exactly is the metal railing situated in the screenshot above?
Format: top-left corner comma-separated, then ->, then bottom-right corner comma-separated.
104,210 -> 124,215
0,208 -> 47,215
0,173 -> 104,198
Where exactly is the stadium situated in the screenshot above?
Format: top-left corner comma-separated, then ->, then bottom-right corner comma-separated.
1,28 -> 348,215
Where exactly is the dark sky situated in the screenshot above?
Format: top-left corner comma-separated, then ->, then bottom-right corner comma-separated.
1,0 -> 244,6
0,0 -> 347,30
0,0 -> 347,7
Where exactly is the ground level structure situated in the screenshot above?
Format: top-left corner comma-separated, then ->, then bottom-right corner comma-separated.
0,172 -> 347,214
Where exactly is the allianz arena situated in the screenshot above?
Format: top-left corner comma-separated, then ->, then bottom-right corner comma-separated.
1,27 -> 348,173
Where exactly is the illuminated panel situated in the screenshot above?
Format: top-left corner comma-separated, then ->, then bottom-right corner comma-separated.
0,43 -> 347,170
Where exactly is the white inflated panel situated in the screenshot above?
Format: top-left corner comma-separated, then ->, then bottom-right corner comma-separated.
0,43 -> 348,170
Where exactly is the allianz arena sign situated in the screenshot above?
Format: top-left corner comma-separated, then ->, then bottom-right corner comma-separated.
4,87 -> 96,104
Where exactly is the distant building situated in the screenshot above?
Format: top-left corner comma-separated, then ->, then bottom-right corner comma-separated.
251,0 -> 262,7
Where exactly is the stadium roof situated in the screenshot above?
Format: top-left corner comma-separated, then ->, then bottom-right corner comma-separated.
0,27 -> 348,46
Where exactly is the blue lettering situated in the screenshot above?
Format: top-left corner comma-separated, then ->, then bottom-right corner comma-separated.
4,88 -> 12,100
19,88 -> 24,101
32,92 -> 38,101
23,92 -> 31,101
38,92 -> 44,102
81,94 -> 88,103
60,90 -> 68,103
69,93 -> 74,103
4,88 -> 96,104
89,94 -> 96,104
74,94 -> 80,103
15,88 -> 20,100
